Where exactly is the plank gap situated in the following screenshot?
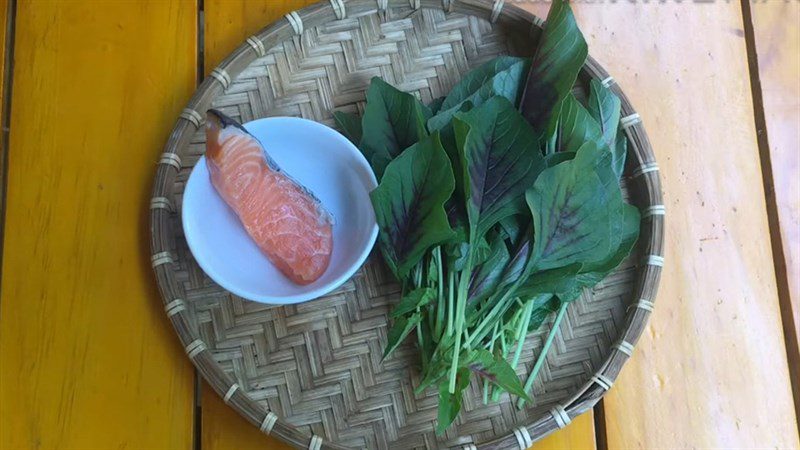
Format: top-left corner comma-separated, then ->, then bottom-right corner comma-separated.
740,0 -> 800,429
194,371 -> 203,450
0,0 -> 18,309
197,0 -> 205,85
193,1 -> 205,449
593,400 -> 608,450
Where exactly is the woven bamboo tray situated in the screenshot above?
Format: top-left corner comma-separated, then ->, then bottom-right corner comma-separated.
150,1 -> 664,448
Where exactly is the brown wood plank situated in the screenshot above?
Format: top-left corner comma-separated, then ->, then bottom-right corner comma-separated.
749,0 -> 800,413
0,1 -> 197,448
519,1 -> 800,447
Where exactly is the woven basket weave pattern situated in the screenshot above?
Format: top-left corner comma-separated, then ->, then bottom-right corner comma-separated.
151,2 -> 663,449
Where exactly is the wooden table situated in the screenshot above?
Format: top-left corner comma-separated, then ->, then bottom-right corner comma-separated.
1,1 -> 798,449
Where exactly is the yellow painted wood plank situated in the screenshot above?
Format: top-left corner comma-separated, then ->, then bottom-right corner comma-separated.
204,0 -> 316,75
0,1 -> 197,448
520,1 -> 800,447
201,2 -> 594,449
751,0 -> 800,394
534,412 -> 595,450
202,380 -> 292,450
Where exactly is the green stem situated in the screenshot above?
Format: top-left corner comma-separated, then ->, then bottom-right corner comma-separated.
517,301 -> 569,408
445,270 -> 455,337
427,256 -> 436,333
491,299 -> 535,402
448,258 -> 473,393
483,322 -> 501,404
409,263 -> 427,371
434,247 -> 445,339
416,311 -> 426,371
464,272 -> 528,349
546,121 -> 558,155
511,300 -> 535,368
464,293 -> 513,349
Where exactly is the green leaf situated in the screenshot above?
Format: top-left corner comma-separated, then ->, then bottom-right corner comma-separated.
612,129 -> 628,180
517,142 -> 640,299
516,264 -> 584,301
543,151 -> 576,168
572,140 -> 629,255
470,350 -> 530,401
587,79 -> 625,178
498,215 -> 529,247
392,287 -> 436,318
468,235 -> 511,303
454,96 -> 546,238
498,230 -> 532,292
442,222 -> 467,273
436,368 -> 471,434
472,237 -> 492,267
383,313 -> 423,360
360,77 -> 431,178
548,90 -> 625,180
440,105 -> 474,223
427,254 -> 440,285
527,297 -> 562,332
427,96 -> 446,115
577,203 -> 641,278
587,79 -> 622,149
519,0 -> 588,134
332,110 -> 362,145
519,145 -> 640,298
370,134 -> 456,280
447,235 -> 491,272
418,318 -> 436,373
518,204 -> 640,301
549,94 -> 602,154
526,143 -> 617,272
416,356 -> 448,395
440,57 -> 529,111
429,57 -> 531,131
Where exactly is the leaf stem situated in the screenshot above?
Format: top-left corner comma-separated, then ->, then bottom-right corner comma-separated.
464,270 -> 529,349
445,270 -> 455,337
491,299 -> 535,402
517,301 -> 569,408
434,247 -> 445,338
427,255 -> 437,333
416,313 -> 426,372
499,328 -> 508,355
483,322 -> 501,404
512,300 -> 535,367
448,258 -> 473,393
464,291 -> 514,349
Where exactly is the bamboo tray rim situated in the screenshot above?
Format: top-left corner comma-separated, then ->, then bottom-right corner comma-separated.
149,1 -> 664,448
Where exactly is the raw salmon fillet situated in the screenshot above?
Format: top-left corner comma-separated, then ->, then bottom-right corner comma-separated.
205,109 -> 333,285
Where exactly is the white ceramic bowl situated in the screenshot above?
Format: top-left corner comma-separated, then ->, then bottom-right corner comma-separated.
182,117 -> 378,304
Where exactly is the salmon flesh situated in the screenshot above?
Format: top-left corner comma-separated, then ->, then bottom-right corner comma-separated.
204,110 -> 333,285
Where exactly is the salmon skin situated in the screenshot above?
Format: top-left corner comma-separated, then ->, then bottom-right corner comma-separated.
204,109 -> 333,285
